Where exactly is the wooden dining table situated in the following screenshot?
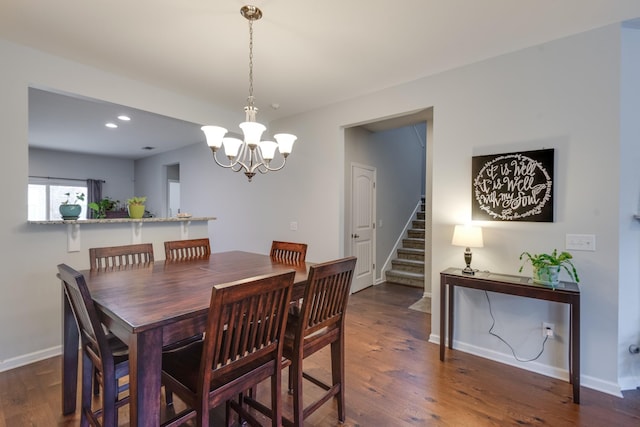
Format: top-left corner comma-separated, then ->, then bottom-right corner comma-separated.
61,250 -> 312,427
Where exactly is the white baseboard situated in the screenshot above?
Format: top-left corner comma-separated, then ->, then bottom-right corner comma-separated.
0,345 -> 61,373
427,334 -> 623,398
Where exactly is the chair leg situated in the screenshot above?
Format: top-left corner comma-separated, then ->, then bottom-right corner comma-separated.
80,353 -> 93,427
232,392 -> 244,426
331,338 -> 346,422
197,399 -> 209,427
291,354 -> 304,427
271,370 -> 281,427
225,400 -> 232,427
101,371 -> 117,427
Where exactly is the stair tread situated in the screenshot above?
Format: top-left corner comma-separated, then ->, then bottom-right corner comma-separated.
398,247 -> 424,253
392,258 -> 424,265
386,270 -> 424,278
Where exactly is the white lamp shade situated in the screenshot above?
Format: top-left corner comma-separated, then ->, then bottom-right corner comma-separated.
451,225 -> 484,248
274,133 -> 297,155
221,137 -> 243,158
201,125 -> 228,149
239,121 -> 266,147
258,140 -> 278,160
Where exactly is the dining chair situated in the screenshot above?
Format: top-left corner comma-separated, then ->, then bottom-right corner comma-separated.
164,238 -> 211,261
246,256 -> 356,427
57,263 -> 130,427
270,241 -> 308,265
89,243 -> 154,271
161,238 -> 212,404
160,270 -> 296,427
285,256 -> 356,426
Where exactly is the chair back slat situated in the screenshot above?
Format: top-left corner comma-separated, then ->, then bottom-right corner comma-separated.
199,271 -> 295,392
164,238 -> 211,261
270,241 -> 308,265
89,243 -> 154,271
301,257 -> 357,337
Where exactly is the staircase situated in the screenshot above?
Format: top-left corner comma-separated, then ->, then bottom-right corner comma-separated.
385,199 -> 425,288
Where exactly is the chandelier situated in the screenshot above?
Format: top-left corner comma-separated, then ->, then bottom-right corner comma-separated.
201,5 -> 297,182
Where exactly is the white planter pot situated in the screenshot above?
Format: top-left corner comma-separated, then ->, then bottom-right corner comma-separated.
533,265 -> 560,287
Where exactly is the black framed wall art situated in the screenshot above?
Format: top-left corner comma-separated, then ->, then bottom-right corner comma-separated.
472,148 -> 554,222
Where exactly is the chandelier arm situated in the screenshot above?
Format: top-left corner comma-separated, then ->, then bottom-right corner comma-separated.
260,157 -> 287,172
211,151 -> 240,169
231,162 -> 247,173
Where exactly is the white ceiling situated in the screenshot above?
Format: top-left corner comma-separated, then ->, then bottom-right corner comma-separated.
4,0 -> 640,158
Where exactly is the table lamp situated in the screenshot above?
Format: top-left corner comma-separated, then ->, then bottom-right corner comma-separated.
451,225 -> 484,275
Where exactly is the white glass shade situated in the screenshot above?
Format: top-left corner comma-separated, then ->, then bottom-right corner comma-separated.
201,125 -> 228,149
274,133 -> 297,155
221,137 -> 243,158
451,225 -> 484,248
239,121 -> 266,148
258,140 -> 278,160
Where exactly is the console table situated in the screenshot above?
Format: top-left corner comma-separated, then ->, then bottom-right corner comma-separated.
440,267 -> 581,403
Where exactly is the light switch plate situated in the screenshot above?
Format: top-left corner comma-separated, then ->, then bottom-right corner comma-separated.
565,234 -> 596,251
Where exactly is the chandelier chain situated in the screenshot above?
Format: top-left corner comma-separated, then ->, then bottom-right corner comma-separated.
248,18 -> 254,108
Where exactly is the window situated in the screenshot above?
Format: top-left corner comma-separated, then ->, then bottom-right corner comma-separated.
28,178 -> 88,221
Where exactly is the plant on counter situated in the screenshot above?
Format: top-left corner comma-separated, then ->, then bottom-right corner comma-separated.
127,196 -> 147,206
88,197 -> 119,219
127,196 -> 147,219
59,192 -> 85,220
61,192 -> 85,205
519,249 -> 580,285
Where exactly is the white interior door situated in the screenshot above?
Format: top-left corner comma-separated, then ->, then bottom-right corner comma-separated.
168,180 -> 180,217
351,164 -> 376,293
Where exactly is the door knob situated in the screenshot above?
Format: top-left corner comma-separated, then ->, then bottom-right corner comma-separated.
353,234 -> 360,239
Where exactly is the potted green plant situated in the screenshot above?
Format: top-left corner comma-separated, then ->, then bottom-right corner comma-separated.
88,197 -> 119,219
59,192 -> 85,220
127,196 -> 147,219
519,249 -> 580,287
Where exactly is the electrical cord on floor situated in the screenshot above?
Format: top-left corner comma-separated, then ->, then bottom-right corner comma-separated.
484,290 -> 548,362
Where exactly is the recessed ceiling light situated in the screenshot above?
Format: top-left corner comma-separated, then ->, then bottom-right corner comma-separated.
118,115 -> 131,121
105,122 -> 118,128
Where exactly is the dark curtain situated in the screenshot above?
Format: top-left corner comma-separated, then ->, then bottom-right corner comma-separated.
86,179 -> 103,219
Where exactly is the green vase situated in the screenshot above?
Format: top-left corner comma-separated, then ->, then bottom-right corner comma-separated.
59,204 -> 82,220
128,204 -> 145,219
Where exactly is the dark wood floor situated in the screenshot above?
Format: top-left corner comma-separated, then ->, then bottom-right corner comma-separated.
1,283 -> 639,426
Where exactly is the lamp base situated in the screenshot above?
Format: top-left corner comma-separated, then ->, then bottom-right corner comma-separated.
462,248 -> 475,274
461,265 -> 475,275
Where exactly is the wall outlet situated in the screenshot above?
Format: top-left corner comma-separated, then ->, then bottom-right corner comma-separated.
543,322 -> 555,338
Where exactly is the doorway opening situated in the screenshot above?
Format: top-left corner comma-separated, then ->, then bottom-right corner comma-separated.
344,108 -> 433,295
